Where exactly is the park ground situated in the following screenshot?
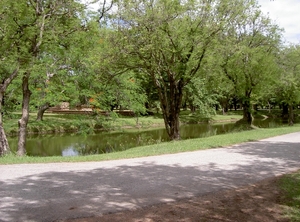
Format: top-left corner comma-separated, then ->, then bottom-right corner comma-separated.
3,111 -> 300,221
62,173 -> 298,222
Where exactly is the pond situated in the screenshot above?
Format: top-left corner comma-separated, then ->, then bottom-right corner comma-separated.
8,117 -> 285,157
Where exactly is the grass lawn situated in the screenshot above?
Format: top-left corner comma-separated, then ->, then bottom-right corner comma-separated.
279,170 -> 300,221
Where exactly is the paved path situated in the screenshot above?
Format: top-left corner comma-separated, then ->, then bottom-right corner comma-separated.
0,132 -> 300,222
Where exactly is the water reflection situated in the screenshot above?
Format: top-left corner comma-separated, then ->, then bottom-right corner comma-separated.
62,147 -> 79,156
7,118 -> 287,157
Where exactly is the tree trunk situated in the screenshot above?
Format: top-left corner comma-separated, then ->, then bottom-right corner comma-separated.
164,106 -> 181,140
222,107 -> 226,115
0,67 -> 19,156
242,97 -> 252,124
182,100 -> 187,111
253,104 -> 258,111
288,104 -> 294,126
0,91 -> 9,156
161,102 -> 181,140
0,123 -> 9,156
232,98 -> 238,111
189,104 -> 196,113
17,74 -> 32,156
157,78 -> 183,141
221,99 -> 228,115
282,103 -> 289,119
267,101 -> 271,113
36,102 -> 50,121
0,93 -> 10,156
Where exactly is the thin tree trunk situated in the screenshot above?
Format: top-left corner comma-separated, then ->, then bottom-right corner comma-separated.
288,104 -> 294,126
0,122 -> 9,156
36,102 -> 50,121
0,67 -> 19,156
16,4 -> 46,155
221,100 -> 228,115
222,107 -> 225,115
17,74 -> 32,156
282,103 -> 289,119
0,93 -> 9,156
233,98 -> 237,111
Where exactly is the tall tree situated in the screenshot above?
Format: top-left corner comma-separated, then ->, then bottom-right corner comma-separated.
0,0 -> 22,155
218,1 -> 282,124
275,45 -> 300,125
0,67 -> 19,155
104,0 -> 243,140
0,0 -> 88,155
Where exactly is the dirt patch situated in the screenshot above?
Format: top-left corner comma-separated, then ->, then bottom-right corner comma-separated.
62,177 -> 288,222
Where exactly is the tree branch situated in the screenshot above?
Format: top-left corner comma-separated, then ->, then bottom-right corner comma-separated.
0,66 -> 19,93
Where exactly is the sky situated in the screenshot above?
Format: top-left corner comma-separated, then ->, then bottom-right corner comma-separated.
258,0 -> 300,44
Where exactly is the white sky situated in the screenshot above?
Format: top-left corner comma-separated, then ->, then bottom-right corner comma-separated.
258,0 -> 300,44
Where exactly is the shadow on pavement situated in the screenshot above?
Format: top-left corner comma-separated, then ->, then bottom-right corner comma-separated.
0,141 -> 299,222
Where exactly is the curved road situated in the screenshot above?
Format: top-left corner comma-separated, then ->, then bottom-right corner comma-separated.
0,132 -> 300,222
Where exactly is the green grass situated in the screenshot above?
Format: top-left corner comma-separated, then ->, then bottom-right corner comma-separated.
279,170 -> 300,221
179,110 -> 242,123
212,114 -> 242,122
1,124 -> 300,165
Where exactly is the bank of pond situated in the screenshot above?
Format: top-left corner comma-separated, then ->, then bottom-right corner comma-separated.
7,117 -> 292,157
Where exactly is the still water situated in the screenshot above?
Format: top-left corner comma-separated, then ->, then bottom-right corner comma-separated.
8,118 -> 284,157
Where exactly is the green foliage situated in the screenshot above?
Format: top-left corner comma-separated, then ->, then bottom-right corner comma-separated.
88,73 -> 147,114
184,77 -> 218,118
275,45 -> 300,106
101,0 -> 255,139
1,0 -> 299,156
215,2 -> 282,119
0,0 -> 91,112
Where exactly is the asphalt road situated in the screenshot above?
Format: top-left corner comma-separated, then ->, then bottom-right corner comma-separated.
1,132 -> 300,222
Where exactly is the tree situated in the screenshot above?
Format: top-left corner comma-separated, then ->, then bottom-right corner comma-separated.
32,61 -> 81,121
0,67 -> 19,156
218,2 -> 282,124
57,23 -> 148,115
183,76 -> 219,117
0,0 -> 88,155
0,0 -> 22,156
90,74 -> 147,113
200,50 -> 237,115
104,0 -> 242,140
31,18 -> 99,121
275,45 -> 300,125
